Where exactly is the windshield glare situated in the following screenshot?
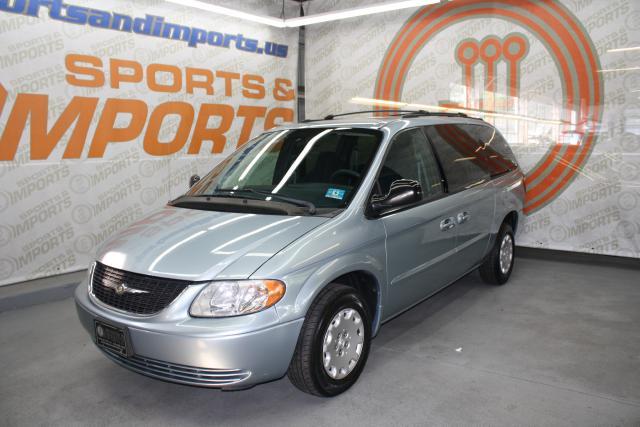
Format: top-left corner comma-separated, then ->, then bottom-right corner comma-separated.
187,127 -> 382,210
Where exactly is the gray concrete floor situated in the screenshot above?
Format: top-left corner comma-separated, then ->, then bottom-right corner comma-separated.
1,256 -> 639,426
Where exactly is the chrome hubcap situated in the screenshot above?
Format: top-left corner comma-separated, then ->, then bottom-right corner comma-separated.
322,308 -> 364,380
499,234 -> 513,275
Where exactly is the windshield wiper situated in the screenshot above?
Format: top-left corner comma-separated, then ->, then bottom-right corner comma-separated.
215,188 -> 316,215
168,195 -> 291,215
205,190 -> 263,201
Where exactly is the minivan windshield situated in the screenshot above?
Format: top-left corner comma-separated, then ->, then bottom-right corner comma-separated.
184,127 -> 383,213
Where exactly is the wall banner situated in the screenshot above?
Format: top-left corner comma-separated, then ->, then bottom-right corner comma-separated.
306,0 -> 640,258
374,0 -> 604,215
0,0 -> 297,286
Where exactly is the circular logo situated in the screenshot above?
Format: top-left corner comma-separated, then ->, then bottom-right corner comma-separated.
625,10 -> 640,31
618,192 -> 638,212
69,174 -> 91,194
74,234 -> 96,254
62,23 -> 94,39
71,205 -> 93,224
0,225 -> 11,246
0,258 -> 15,281
0,192 -> 10,213
374,0 -> 603,215
615,221 -> 637,240
139,160 -> 157,178
620,132 -> 640,153
619,162 -> 639,181
549,224 -> 568,243
550,198 -> 569,216
0,225 -> 11,247
141,187 -> 158,205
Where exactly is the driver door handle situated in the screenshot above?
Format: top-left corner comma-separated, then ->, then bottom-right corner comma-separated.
440,217 -> 456,231
457,211 -> 470,224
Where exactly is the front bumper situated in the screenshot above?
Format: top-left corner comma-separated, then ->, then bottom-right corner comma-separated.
74,282 -> 304,389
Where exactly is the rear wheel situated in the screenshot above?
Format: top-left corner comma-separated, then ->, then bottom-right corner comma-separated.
479,223 -> 514,285
288,283 -> 371,397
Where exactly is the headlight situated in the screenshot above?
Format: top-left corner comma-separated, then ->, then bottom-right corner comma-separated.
190,280 -> 285,317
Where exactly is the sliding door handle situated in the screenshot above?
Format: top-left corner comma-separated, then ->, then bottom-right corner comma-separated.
440,217 -> 456,231
457,211 -> 470,224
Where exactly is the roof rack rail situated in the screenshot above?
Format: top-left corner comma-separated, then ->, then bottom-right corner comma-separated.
400,111 -> 471,119
322,110 -> 421,120
301,109 -> 484,123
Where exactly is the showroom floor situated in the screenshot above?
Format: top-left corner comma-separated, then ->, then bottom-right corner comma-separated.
1,254 -> 639,426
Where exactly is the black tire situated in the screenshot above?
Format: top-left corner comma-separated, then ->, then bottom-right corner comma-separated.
479,222 -> 515,285
288,283 -> 371,397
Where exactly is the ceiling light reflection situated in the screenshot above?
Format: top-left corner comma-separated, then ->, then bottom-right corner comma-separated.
349,97 -> 564,125
596,67 -> 640,73
210,217 -> 299,253
607,46 -> 640,53
272,129 -> 333,194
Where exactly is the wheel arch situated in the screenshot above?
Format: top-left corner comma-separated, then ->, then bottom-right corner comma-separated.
295,259 -> 385,337
330,270 -> 381,334
504,210 -> 519,234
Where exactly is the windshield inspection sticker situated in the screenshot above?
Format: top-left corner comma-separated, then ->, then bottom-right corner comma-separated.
325,188 -> 346,200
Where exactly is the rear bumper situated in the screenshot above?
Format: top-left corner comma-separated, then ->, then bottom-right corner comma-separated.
74,283 -> 304,389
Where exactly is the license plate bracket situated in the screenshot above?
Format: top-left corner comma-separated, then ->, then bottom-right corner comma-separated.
94,319 -> 130,357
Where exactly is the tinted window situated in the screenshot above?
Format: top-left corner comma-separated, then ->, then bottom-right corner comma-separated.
464,124 -> 518,174
486,127 -> 518,166
376,128 -> 443,200
188,128 -> 382,209
425,124 -> 494,192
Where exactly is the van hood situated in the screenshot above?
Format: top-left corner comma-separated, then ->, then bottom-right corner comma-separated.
95,206 -> 330,281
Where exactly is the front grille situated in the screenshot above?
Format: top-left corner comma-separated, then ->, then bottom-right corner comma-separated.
100,348 -> 251,387
91,262 -> 191,315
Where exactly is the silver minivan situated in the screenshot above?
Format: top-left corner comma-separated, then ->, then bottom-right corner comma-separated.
75,111 -> 524,396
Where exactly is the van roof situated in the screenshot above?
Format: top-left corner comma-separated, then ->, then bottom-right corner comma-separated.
272,112 -> 488,131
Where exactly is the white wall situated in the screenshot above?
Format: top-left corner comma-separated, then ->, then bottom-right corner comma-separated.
306,0 -> 640,258
0,0 -> 298,285
2,0 -> 639,287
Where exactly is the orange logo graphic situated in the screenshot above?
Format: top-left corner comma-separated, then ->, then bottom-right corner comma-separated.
0,55 -> 295,161
375,0 -> 603,215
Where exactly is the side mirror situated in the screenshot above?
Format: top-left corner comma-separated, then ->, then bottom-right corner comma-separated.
189,174 -> 201,188
369,179 -> 422,217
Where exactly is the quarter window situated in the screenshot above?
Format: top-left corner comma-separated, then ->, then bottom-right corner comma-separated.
459,124 -> 517,176
481,126 -> 518,167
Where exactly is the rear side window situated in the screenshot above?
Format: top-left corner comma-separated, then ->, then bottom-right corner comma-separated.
424,124 -> 490,192
485,127 -> 518,167
376,128 -> 443,200
461,124 -> 517,175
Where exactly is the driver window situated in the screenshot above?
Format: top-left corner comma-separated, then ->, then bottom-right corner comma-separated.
376,128 -> 443,199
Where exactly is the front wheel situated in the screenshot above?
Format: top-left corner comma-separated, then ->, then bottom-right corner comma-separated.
288,283 -> 371,397
479,222 -> 515,285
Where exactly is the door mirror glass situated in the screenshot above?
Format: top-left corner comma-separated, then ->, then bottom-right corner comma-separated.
369,179 -> 422,216
189,174 -> 201,188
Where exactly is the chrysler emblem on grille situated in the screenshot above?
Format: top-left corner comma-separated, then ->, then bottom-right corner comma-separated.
113,282 -> 149,296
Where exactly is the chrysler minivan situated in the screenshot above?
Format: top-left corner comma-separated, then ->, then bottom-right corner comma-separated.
75,111 -> 524,396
